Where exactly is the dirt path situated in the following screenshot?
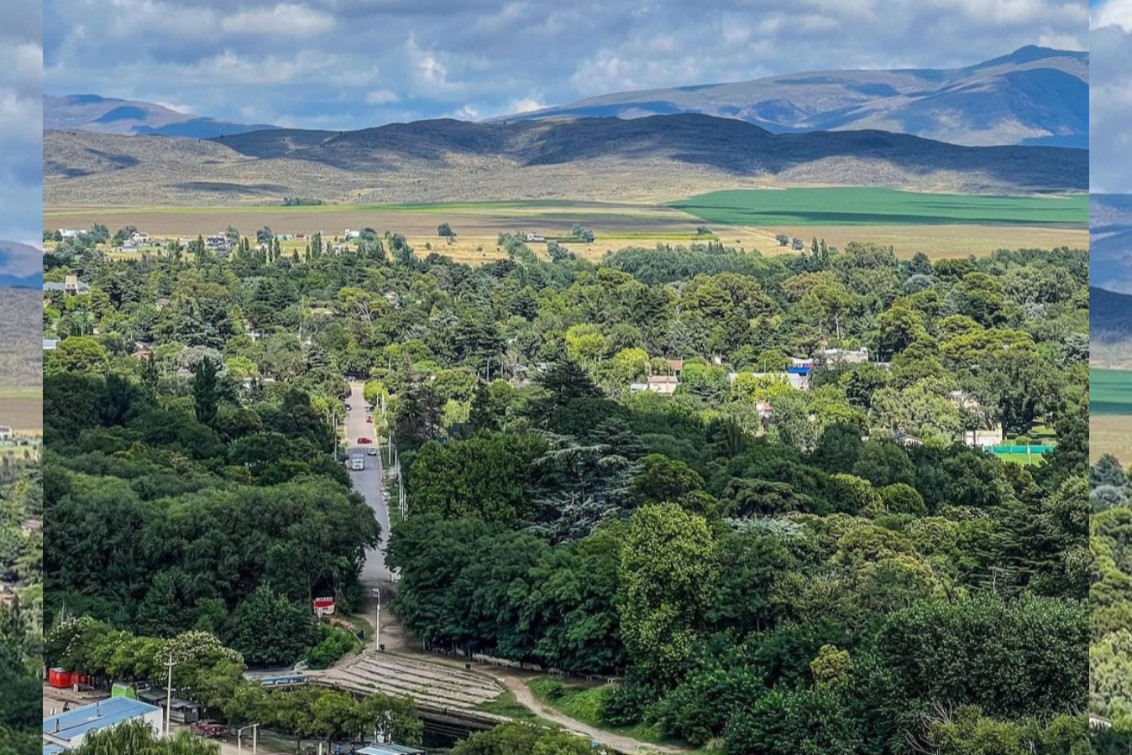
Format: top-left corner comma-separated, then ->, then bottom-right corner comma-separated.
347,607 -> 687,755
489,670 -> 685,755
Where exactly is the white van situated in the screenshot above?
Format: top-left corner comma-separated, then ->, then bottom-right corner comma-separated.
350,454 -> 365,471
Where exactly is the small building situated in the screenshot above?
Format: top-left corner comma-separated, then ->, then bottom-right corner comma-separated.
344,229 -> 361,240
962,426 -> 1004,448
525,232 -> 544,242
43,276 -> 90,296
821,348 -> 869,367
136,690 -> 201,724
666,359 -> 683,375
43,697 -> 164,750
0,426 -> 13,441
43,339 -> 58,351
357,745 -> 426,755
730,371 -> 811,391
630,375 -> 680,396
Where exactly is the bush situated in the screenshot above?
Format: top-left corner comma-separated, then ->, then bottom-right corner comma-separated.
601,678 -> 654,726
305,625 -> 360,669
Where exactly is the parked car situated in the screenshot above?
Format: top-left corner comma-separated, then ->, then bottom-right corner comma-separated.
193,721 -> 226,738
367,448 -> 377,456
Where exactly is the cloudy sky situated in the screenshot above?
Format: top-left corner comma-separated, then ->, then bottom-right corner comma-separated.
45,0 -> 1086,132
0,3 -> 42,247
1092,0 -> 1132,192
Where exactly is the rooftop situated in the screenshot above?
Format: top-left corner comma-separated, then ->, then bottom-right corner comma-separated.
357,746 -> 427,755
43,697 -> 161,743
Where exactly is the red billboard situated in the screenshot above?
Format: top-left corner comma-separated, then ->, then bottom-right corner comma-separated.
313,597 -> 335,615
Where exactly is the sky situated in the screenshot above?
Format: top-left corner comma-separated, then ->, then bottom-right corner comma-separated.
44,0 -> 1087,133
0,3 -> 42,247
1092,0 -> 1132,193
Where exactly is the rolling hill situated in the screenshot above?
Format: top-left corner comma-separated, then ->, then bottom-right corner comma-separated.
44,113 -> 1087,207
1092,286 -> 1132,370
44,94 -> 277,139
498,46 -> 1087,149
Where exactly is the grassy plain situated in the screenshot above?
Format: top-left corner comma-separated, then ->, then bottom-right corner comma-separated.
46,191 -> 1089,261
1092,368 -> 1132,462
0,388 -> 42,435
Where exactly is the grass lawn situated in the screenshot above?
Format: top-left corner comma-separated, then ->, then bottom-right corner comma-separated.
527,678 -> 712,754
475,689 -> 544,723
669,188 -> 1088,227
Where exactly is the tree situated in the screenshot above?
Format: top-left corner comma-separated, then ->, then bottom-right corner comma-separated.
191,356 -> 221,426
438,222 -> 456,238
776,234 -> 790,246
75,719 -> 220,754
226,585 -> 313,667
619,504 -> 718,687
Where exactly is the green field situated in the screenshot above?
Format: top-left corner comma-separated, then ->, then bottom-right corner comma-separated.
1092,368 -> 1132,416
669,188 -> 1088,227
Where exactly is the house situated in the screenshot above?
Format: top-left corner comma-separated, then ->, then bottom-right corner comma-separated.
630,375 -> 680,396
43,276 -> 90,296
130,232 -> 150,244
43,697 -> 164,750
666,359 -> 683,375
43,339 -> 58,351
58,229 -> 87,240
893,431 -> 923,448
730,371 -> 811,391
962,427 -> 1003,448
344,229 -> 361,240
0,427 -> 13,441
820,348 -> 870,367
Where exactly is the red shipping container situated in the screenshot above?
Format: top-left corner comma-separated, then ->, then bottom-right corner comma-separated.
48,668 -> 75,688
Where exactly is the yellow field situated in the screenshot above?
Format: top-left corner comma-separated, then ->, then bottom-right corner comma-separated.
1092,415 -> 1131,464
45,202 -> 1087,261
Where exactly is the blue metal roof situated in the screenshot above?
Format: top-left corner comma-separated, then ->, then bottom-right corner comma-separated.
43,339 -> 58,349
42,697 -> 161,743
43,746 -> 65,755
358,746 -> 426,755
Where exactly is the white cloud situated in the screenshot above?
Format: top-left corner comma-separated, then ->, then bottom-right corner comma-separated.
366,89 -> 400,105
1093,0 -> 1132,30
508,97 -> 544,113
221,3 -> 335,37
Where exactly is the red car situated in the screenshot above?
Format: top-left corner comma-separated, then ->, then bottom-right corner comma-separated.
357,437 -> 373,444
193,721 -> 227,738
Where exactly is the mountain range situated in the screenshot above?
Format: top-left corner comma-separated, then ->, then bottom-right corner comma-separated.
44,113 -> 1087,207
43,94 -> 278,139
1091,194 -> 1132,293
493,46 -> 1087,149
0,241 -> 43,289
45,46 -> 1086,149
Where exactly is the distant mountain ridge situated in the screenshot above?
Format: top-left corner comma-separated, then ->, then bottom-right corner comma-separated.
1092,195 -> 1132,293
0,241 -> 42,289
44,113 -> 1087,207
496,46 -> 1087,149
44,94 -> 278,138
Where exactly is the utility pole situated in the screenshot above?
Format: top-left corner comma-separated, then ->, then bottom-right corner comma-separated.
372,587 -> 381,651
163,654 -> 175,738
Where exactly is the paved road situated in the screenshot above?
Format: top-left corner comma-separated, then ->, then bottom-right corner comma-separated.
345,381 -> 392,586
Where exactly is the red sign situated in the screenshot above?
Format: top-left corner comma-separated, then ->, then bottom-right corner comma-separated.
313,597 -> 335,615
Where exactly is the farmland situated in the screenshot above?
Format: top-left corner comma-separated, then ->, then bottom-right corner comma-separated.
45,189 -> 1090,262
1092,368 -> 1132,462
669,188 -> 1088,227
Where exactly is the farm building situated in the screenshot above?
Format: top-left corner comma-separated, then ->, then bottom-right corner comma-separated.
43,697 -> 164,750
0,426 -> 12,440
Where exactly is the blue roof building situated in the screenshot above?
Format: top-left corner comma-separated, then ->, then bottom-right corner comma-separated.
43,697 -> 163,750
43,339 -> 58,350
357,746 -> 427,755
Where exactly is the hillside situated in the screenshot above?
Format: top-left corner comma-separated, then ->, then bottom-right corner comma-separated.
0,242 -> 42,288
44,94 -> 277,138
499,46 -> 1087,149
44,113 -> 1087,207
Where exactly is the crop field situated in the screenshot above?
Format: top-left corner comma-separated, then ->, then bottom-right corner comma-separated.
1092,368 -> 1132,462
669,188 -> 1089,227
46,190 -> 1089,263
